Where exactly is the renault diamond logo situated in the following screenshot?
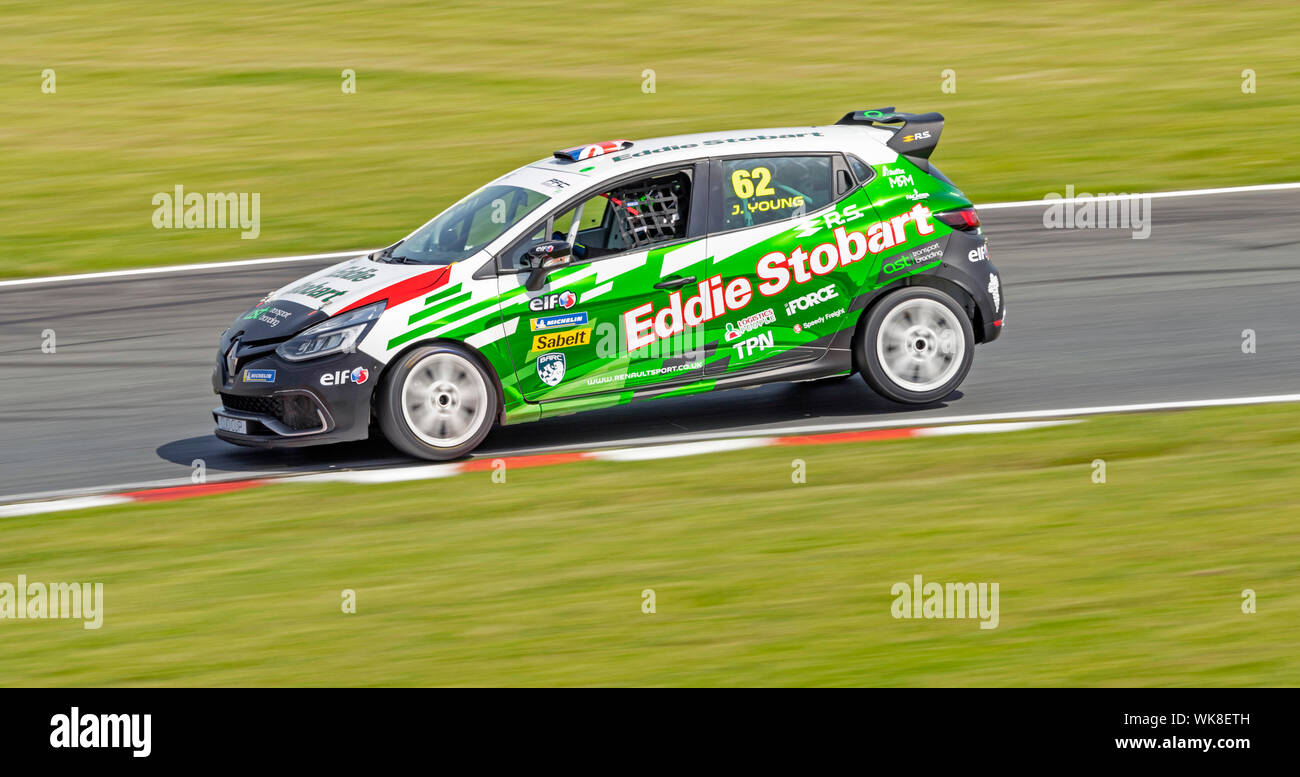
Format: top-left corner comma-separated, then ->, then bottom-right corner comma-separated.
225,339 -> 240,377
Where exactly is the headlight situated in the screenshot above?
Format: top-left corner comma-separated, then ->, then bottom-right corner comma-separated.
275,302 -> 385,362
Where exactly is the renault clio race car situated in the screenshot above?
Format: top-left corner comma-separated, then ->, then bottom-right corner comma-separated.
213,108 -> 1004,460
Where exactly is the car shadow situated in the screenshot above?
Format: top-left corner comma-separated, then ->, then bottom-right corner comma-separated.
157,377 -> 960,475
155,434 -> 409,477
480,377 -> 960,454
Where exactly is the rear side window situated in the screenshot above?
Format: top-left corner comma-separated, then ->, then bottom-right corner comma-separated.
717,155 -> 833,231
847,155 -> 873,183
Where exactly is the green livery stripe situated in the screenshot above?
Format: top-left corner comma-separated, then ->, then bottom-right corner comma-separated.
388,310 -> 495,350
422,282 -> 463,306
407,290 -> 472,324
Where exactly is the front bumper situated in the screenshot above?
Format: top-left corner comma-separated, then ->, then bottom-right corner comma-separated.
212,349 -> 380,449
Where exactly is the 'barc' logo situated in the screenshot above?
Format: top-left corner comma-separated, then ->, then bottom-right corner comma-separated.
536,352 -> 566,387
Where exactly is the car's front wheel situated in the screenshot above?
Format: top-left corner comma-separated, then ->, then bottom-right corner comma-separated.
858,287 -> 974,404
378,344 -> 497,460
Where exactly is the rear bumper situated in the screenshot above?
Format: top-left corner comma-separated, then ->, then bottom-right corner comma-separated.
935,229 -> 1005,343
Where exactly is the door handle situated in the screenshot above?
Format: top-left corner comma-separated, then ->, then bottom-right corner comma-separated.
653,275 -> 696,290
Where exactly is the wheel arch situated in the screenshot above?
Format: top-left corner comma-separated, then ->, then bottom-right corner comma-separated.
373,337 -> 509,426
850,272 -> 984,373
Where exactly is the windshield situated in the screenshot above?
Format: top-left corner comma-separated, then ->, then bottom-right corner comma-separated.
386,184 -> 548,265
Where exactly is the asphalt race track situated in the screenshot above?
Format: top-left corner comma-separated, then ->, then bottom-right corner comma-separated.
2,189 -> 1297,501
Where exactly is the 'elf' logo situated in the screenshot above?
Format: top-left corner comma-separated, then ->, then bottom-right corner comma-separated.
320,367 -> 369,386
529,290 -> 577,312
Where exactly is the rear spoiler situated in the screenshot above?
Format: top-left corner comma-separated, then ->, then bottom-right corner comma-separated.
835,108 -> 944,171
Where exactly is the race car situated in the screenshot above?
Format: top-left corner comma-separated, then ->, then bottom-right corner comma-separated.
213,108 -> 1004,460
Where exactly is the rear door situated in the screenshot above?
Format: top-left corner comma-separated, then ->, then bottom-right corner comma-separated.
497,162 -> 711,404
703,153 -> 857,377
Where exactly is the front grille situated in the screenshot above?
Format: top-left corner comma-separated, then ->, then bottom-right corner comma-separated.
219,340 -> 282,381
222,393 -> 282,417
221,393 -> 322,431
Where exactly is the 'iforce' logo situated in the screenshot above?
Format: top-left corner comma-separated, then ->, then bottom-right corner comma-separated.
784,284 -> 838,315
320,367 -> 369,386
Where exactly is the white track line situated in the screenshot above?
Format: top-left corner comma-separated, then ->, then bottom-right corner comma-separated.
977,182 -> 1300,210
590,438 -> 773,462
2,419 -> 1076,516
0,495 -> 132,518
913,420 -> 1079,437
0,249 -> 377,289
2,393 -> 1297,510
4,181 -> 1300,287
283,466 -> 461,485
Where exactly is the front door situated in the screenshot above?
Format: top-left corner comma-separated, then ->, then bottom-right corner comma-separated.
497,163 -> 710,404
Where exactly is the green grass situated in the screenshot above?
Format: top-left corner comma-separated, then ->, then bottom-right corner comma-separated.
2,403 -> 1298,686
1,1 -> 1297,278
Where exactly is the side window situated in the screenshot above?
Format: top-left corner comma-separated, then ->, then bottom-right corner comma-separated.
602,169 -> 691,253
847,155 -> 874,183
465,189 -> 537,246
502,168 -> 693,271
718,155 -> 833,231
551,196 -> 608,242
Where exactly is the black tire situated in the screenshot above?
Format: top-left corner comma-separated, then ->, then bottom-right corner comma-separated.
378,344 -> 498,460
858,287 -> 974,404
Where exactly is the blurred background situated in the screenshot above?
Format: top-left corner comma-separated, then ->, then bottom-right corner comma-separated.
1,0 -> 1297,278
1,1 -> 1297,687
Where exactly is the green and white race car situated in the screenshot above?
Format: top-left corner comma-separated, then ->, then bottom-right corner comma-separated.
213,108 -> 1004,459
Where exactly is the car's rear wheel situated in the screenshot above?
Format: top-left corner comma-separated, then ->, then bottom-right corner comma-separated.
379,344 -> 497,460
858,287 -> 974,404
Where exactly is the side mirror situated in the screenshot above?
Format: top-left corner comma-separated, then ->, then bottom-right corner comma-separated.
524,241 -> 573,291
